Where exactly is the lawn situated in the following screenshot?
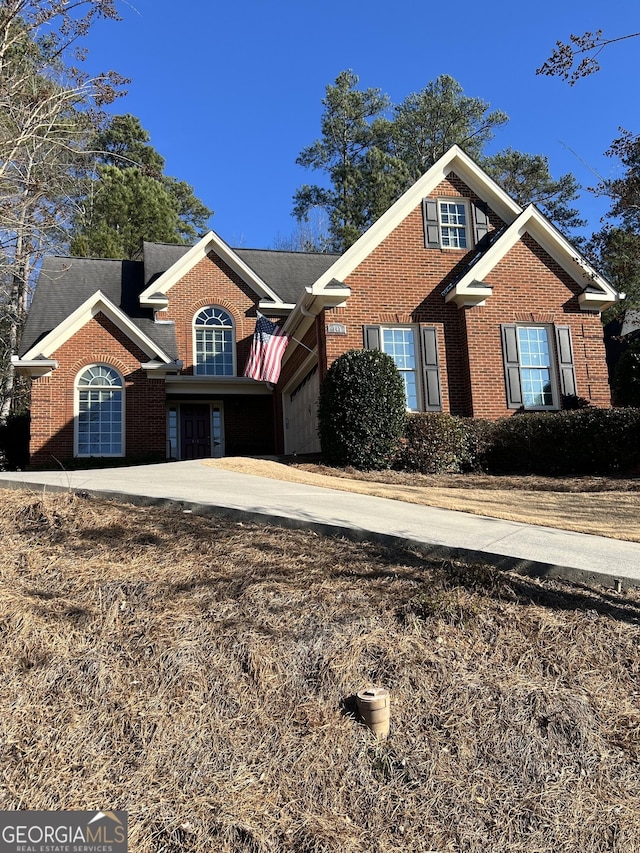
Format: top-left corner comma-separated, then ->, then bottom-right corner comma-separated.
1,489 -> 639,852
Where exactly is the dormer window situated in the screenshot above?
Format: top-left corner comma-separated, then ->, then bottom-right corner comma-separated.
193,306 -> 235,376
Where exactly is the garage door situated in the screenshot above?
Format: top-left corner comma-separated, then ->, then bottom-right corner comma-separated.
284,364 -> 320,455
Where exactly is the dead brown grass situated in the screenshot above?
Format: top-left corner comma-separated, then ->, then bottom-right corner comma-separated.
205,458 -> 640,543
1,490 -> 640,852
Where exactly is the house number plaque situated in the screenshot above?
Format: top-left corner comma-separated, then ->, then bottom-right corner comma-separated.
327,323 -> 347,335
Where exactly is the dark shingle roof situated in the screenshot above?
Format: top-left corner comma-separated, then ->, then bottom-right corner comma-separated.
140,241 -> 340,303
142,241 -> 190,287
21,241 -> 341,358
234,248 -> 340,304
20,256 -> 179,359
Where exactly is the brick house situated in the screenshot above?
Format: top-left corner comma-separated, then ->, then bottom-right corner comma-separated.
15,146 -> 622,467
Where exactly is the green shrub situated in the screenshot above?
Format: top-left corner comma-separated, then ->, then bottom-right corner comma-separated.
484,407 -> 640,475
318,349 -> 406,470
394,413 -> 490,473
392,408 -> 640,477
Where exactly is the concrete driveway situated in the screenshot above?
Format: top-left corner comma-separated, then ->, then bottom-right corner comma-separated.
0,459 -> 638,587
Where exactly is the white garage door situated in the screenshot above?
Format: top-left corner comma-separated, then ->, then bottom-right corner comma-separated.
284,364 -> 320,455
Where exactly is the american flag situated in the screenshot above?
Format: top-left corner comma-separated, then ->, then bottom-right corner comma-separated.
243,313 -> 290,383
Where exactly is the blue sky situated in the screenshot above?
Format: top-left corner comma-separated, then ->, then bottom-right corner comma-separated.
81,0 -> 639,249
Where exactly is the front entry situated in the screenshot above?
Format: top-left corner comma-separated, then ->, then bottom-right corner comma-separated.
180,404 -> 211,460
177,403 -> 225,460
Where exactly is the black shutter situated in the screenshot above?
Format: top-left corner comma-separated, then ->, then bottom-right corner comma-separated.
422,198 -> 440,248
420,326 -> 442,411
555,325 -> 577,397
501,324 -> 523,408
363,326 -> 380,350
472,202 -> 490,245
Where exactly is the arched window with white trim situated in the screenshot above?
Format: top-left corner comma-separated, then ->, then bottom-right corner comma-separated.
76,365 -> 124,456
193,306 -> 235,376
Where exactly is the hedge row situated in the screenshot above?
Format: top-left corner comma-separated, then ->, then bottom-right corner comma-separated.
394,408 -> 640,476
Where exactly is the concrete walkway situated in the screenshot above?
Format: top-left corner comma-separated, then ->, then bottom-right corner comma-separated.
0,460 -> 638,588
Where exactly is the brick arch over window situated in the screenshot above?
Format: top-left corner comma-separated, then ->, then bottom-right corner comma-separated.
70,354 -> 130,378
193,306 -> 236,376
75,364 -> 124,457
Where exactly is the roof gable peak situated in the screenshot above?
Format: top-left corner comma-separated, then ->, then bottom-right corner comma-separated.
309,145 -> 523,294
20,290 -> 174,363
138,231 -> 283,307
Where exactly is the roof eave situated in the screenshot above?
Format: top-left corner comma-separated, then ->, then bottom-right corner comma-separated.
11,357 -> 58,377
579,290 -> 625,313
444,282 -> 493,308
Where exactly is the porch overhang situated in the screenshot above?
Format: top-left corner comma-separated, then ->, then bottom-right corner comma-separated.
165,376 -> 274,396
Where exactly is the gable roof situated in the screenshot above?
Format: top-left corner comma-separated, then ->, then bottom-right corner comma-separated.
20,242 -> 341,361
307,145 -> 523,295
21,289 -> 175,363
444,204 -> 622,310
295,144 -> 620,313
138,231 -> 289,308
20,256 -> 178,359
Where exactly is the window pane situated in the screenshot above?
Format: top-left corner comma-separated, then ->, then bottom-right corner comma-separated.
518,327 -> 550,368
521,369 -> 553,407
439,202 -> 467,249
517,327 -> 553,407
381,328 -> 418,411
77,385 -> 122,455
194,307 -> 235,375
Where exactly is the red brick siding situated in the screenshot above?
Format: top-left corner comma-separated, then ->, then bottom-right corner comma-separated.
156,251 -> 259,373
292,176 -> 610,418
466,235 -> 610,417
30,314 -> 167,467
316,177 -> 503,415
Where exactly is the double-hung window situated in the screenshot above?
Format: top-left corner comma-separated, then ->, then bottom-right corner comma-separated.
501,324 -> 577,410
364,325 -> 442,412
423,197 -> 489,250
438,200 -> 468,249
381,328 -> 419,411
194,306 -> 235,376
517,327 -> 553,408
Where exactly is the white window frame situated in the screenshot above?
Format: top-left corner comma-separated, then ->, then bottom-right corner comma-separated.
193,306 -> 236,376
380,325 -> 422,412
516,324 -> 559,411
75,364 -> 125,457
438,199 -> 470,249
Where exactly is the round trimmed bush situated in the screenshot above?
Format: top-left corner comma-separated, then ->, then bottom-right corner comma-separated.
318,349 -> 406,469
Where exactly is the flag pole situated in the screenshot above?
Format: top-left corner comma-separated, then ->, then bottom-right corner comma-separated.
291,336 -> 316,355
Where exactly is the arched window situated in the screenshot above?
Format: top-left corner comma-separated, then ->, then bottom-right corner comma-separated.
193,307 -> 235,376
76,365 -> 124,456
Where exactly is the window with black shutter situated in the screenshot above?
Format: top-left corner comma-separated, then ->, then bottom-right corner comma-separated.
363,324 -> 442,412
501,323 -> 576,410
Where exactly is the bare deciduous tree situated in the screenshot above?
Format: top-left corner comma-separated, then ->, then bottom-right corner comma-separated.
0,0 -> 126,421
536,29 -> 640,85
